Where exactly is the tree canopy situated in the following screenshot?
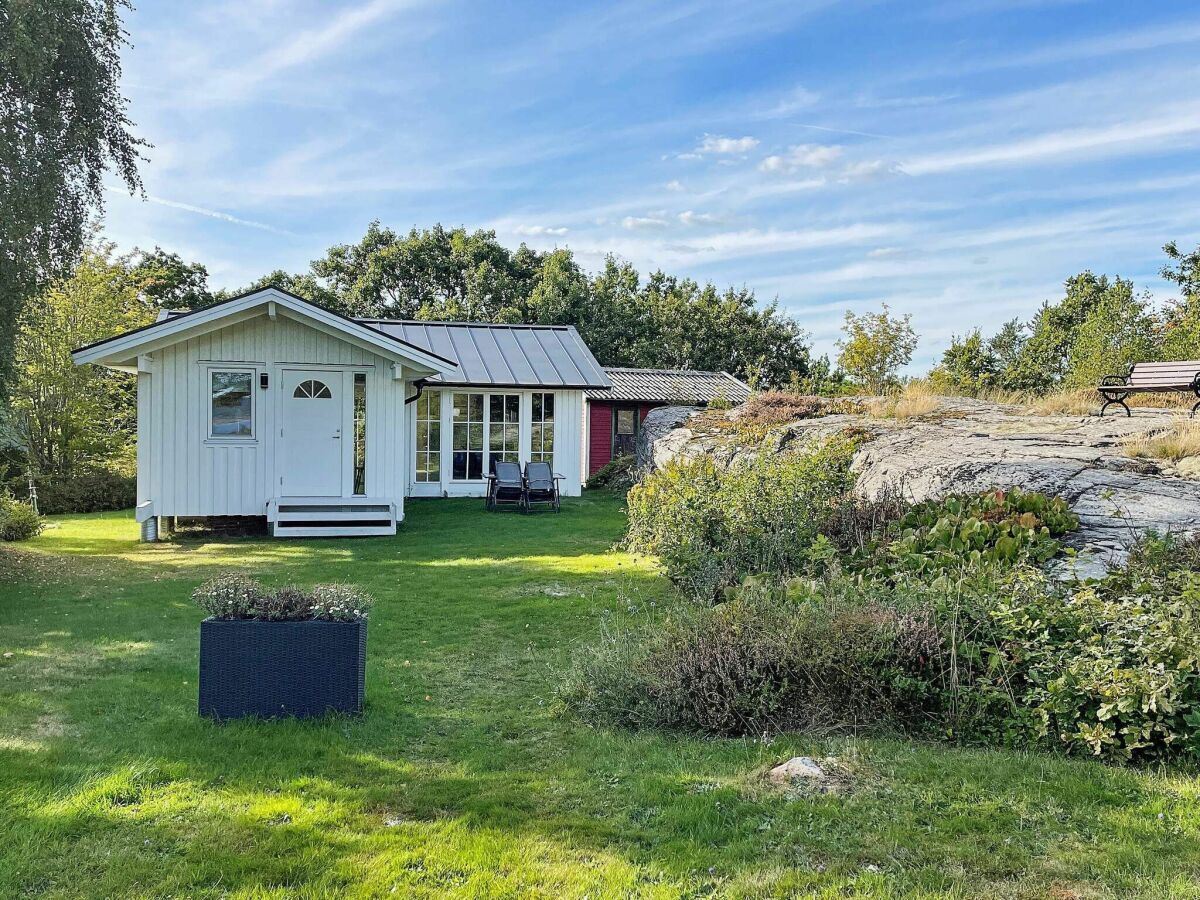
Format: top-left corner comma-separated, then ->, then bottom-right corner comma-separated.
836,303 -> 918,393
929,243 -> 1200,396
232,222 -> 812,386
0,0 -> 146,396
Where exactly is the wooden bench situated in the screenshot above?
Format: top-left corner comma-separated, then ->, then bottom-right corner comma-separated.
1097,360 -> 1200,417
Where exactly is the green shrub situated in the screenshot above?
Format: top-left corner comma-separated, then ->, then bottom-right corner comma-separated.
15,467 -> 136,514
576,484 -> 1200,762
191,575 -> 375,622
870,488 -> 1079,576
0,494 -> 45,541
626,435 -> 859,601
585,454 -> 635,490
977,535 -> 1200,761
560,578 -> 941,735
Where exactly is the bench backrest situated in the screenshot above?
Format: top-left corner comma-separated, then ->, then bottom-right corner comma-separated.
1128,360 -> 1200,388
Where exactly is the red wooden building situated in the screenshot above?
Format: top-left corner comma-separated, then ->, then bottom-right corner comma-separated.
582,367 -> 751,477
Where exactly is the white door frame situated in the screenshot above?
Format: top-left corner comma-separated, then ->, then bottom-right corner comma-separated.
274,364 -> 363,497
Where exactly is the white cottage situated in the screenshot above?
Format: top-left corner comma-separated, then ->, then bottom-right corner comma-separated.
72,286 -> 610,538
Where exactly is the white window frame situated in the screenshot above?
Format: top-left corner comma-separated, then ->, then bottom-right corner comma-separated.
207,366 -> 256,441
414,389 -> 441,484
530,391 -> 555,466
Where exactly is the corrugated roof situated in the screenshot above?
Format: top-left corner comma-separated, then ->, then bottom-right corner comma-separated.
366,320 -> 610,389
585,367 -> 751,404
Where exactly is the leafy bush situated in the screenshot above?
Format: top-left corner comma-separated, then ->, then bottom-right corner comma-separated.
585,454 -> 635,490
573,483 -> 1200,762
873,488 -> 1079,576
192,574 -> 375,622
626,435 -> 859,602
17,467 -> 137,514
0,494 -> 45,541
737,392 -> 827,427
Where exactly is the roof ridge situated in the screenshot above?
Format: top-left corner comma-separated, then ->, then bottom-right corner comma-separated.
360,318 -> 571,330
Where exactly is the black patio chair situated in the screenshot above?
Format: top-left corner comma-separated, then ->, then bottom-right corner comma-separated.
523,461 -> 562,513
486,459 -> 525,511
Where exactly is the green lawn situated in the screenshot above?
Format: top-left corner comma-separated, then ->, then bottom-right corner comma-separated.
2,495 -> 1200,898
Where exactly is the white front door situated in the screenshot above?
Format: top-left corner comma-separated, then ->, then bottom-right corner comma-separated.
281,369 -> 345,496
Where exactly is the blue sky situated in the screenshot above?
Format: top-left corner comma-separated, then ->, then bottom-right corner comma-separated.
103,0 -> 1200,368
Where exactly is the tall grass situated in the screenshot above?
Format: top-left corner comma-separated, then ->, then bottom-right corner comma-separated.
867,382 -> 942,419
1123,418 -> 1200,461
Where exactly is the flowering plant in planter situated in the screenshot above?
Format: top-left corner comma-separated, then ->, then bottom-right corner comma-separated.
193,574 -> 375,720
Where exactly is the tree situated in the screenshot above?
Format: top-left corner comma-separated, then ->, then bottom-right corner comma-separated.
836,304 -> 918,393
929,328 -> 997,396
1160,242 -> 1200,360
0,0 -> 146,395
1064,278 -> 1158,387
130,248 -> 213,310
1006,273 -> 1113,392
236,224 -> 812,386
9,244 -> 155,475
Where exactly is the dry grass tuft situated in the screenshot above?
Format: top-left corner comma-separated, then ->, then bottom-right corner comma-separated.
1122,418 -> 1200,461
867,383 -> 942,420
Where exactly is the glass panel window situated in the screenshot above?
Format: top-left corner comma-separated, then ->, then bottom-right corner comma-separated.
452,392 -> 484,480
294,379 -> 332,399
613,407 -> 638,458
531,392 -> 554,465
415,390 -> 441,483
488,394 -> 520,469
210,370 -> 253,438
353,373 -> 367,495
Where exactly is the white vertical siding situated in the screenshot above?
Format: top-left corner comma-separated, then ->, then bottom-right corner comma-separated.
142,311 -> 409,518
138,311 -> 588,516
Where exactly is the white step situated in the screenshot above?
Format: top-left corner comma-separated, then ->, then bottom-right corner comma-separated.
271,524 -> 397,538
276,509 -> 392,522
267,496 -> 397,538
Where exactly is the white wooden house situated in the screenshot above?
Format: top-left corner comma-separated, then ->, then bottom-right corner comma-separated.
72,287 -> 610,538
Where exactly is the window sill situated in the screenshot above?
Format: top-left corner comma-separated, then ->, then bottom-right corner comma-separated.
205,438 -> 259,447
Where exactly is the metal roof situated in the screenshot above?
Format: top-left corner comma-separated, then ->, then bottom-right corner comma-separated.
156,306 -> 609,389
366,320 -> 610,389
585,367 -> 751,404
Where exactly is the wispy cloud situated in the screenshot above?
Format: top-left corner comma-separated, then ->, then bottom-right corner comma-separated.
514,224 -> 569,236
131,191 -> 296,235
904,105 -> 1200,175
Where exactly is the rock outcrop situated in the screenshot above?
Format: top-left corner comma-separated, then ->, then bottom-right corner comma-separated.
638,398 -> 1200,574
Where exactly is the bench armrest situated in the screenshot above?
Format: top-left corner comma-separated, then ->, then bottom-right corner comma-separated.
1099,374 -> 1130,386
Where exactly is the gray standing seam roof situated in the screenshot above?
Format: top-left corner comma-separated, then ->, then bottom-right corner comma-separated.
365,320 -> 610,389
157,306 -> 610,389
585,367 -> 751,404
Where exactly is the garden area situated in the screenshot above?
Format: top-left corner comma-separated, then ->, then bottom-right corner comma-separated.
4,492 -> 1200,898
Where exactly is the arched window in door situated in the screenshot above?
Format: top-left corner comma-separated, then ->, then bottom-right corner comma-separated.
293,379 -> 332,399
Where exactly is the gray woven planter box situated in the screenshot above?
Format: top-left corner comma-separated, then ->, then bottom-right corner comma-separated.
199,618 -> 367,719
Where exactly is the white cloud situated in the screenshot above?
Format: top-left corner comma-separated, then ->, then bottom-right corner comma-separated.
514,224 -> 569,236
622,215 -> 671,230
665,179 -> 686,192
838,159 -> 904,182
759,143 -> 844,173
693,134 -> 760,155
678,210 -> 722,226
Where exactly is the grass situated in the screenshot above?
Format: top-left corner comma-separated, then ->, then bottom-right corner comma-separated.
867,383 -> 942,420
3,496 -> 1200,897
1123,417 -> 1200,461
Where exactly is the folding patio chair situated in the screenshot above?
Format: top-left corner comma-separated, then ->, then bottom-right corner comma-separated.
486,460 -> 525,511
523,461 -> 562,513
